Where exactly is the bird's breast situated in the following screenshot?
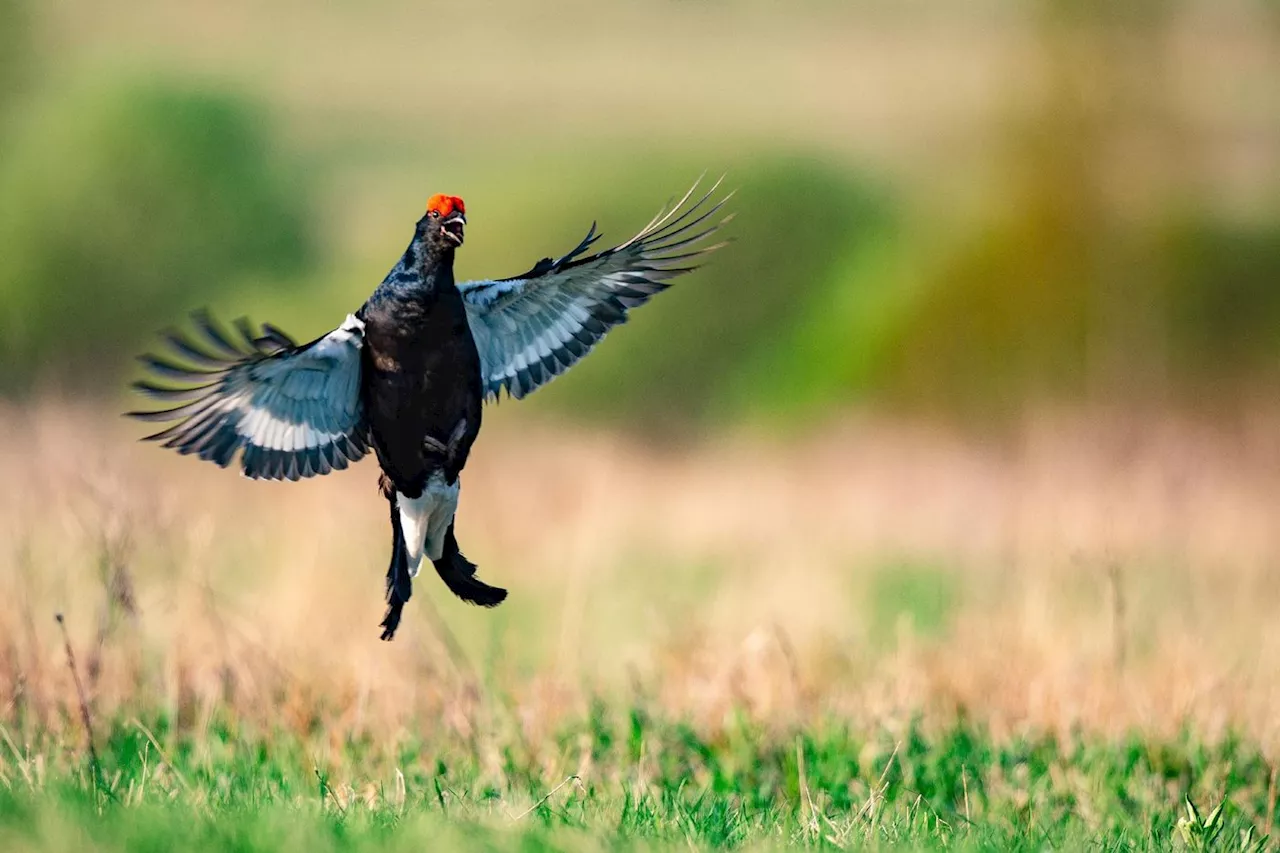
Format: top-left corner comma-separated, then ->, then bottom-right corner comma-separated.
360,296 -> 483,489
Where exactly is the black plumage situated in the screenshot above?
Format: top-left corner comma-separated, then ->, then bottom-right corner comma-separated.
129,180 -> 731,640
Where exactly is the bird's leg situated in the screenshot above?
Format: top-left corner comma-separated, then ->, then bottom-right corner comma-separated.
431,522 -> 508,608
379,478 -> 413,641
421,419 -> 470,484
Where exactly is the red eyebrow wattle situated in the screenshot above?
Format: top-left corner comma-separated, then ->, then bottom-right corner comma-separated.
426,194 -> 465,216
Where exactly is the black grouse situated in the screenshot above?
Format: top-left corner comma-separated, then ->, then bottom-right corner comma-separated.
129,179 -> 731,639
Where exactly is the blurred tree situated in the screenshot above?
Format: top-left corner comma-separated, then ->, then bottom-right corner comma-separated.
0,82 -> 316,391
718,171 -> 902,424
524,158 -> 891,432
1162,216 -> 1280,386
874,0 -> 1280,417
511,0 -> 1280,425
0,0 -> 32,134
880,0 -> 1186,415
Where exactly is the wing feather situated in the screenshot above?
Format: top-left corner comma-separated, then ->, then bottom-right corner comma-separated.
127,312 -> 370,481
458,177 -> 731,402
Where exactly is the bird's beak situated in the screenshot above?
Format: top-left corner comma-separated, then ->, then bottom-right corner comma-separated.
441,212 -> 466,246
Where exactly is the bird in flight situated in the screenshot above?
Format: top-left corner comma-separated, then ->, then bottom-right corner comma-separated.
128,178 -> 731,640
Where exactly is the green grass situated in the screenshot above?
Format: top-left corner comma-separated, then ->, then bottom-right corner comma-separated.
867,562 -> 958,645
0,708 -> 1275,851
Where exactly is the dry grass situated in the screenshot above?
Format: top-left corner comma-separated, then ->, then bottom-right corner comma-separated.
2,401 -> 1280,764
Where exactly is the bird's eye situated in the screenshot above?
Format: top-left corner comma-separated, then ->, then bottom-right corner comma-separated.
429,210 -> 440,219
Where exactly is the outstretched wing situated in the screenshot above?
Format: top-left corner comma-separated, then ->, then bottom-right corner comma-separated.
127,310 -> 370,481
458,177 -> 732,402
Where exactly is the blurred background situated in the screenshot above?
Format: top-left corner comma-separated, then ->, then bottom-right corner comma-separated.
3,0 -> 1280,748
3,0 -> 1278,423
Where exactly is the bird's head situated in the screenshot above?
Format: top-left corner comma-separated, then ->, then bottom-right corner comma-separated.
420,194 -> 466,251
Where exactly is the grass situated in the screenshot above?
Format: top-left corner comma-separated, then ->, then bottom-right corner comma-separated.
0,708 -> 1275,851
4,403 -> 1280,849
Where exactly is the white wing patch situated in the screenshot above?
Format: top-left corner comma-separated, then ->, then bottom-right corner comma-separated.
232,315 -> 364,456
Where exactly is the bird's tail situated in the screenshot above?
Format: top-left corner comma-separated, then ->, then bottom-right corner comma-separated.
380,493 -> 413,641
433,524 -> 507,608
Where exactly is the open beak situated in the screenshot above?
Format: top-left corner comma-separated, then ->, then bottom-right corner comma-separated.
441,212 -> 466,246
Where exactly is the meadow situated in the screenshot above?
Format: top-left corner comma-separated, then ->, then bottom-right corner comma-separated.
2,0 -> 1280,849
2,404 -> 1279,850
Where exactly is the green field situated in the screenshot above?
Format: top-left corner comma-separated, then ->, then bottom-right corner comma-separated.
3,409 -> 1280,851
0,708 -> 1274,851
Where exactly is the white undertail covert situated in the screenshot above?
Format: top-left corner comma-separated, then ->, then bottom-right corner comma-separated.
397,473 -> 460,578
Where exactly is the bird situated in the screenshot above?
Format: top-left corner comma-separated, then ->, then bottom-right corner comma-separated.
128,178 -> 731,640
